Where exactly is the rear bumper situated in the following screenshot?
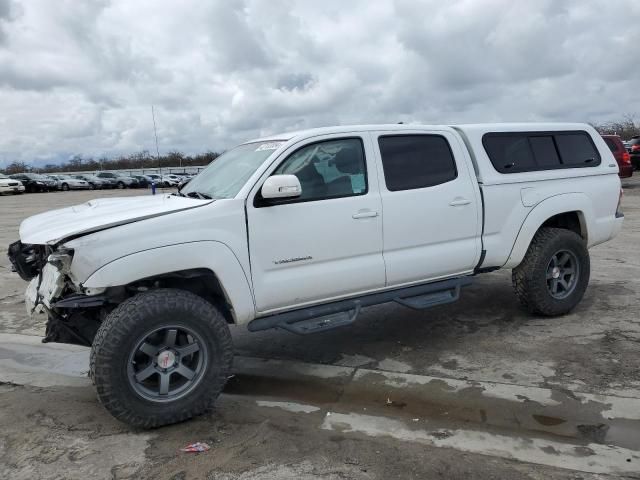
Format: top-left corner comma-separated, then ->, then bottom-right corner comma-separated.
611,213 -> 624,239
619,164 -> 633,178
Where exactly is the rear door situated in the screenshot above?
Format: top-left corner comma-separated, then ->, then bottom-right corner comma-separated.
247,133 -> 386,314
372,129 -> 482,286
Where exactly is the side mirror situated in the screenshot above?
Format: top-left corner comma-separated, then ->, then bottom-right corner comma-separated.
261,174 -> 302,199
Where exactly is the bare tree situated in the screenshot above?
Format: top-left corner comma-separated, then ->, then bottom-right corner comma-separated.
592,114 -> 640,139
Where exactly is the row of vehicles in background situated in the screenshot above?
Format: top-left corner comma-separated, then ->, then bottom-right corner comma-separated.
0,171 -> 198,194
622,136 -> 640,171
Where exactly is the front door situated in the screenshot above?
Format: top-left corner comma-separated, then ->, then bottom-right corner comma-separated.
247,134 -> 385,314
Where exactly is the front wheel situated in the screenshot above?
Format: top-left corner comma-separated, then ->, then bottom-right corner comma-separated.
90,289 -> 233,428
512,227 -> 590,316
117,181 -> 125,189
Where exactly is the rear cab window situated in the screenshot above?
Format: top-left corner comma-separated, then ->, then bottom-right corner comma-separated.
483,131 -> 601,173
378,134 -> 457,191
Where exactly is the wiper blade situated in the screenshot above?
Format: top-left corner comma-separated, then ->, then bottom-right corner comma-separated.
171,191 -> 186,197
185,191 -> 212,200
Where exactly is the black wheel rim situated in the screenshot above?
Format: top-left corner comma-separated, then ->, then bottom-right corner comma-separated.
546,250 -> 579,299
127,325 -> 208,402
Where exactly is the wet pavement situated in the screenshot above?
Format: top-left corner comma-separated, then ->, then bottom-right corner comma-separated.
1,179 -> 639,478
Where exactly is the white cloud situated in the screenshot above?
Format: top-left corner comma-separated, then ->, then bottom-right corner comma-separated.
0,0 -> 639,167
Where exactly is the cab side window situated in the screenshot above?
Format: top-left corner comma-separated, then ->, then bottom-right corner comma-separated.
272,138 -> 367,203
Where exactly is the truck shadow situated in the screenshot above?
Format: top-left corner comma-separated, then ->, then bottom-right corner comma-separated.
232,272 -> 528,365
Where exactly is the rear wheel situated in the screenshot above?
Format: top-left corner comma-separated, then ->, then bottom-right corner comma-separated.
512,227 -> 590,316
117,181 -> 125,189
90,289 -> 233,428
61,183 -> 69,191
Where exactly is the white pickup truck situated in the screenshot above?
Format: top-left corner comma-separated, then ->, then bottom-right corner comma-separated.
8,123 -> 624,427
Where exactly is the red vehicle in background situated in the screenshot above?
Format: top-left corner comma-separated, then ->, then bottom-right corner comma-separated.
602,135 -> 633,178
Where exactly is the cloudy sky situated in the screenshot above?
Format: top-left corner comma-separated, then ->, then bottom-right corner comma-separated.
0,0 -> 638,167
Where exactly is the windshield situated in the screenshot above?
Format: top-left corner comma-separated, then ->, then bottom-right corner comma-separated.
182,141 -> 284,199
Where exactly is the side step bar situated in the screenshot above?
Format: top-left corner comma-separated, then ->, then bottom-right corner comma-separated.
248,276 -> 472,335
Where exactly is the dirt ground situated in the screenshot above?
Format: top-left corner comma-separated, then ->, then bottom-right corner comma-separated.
0,179 -> 639,479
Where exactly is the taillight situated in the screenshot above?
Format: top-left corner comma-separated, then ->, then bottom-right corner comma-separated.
632,144 -> 640,152
622,151 -> 631,164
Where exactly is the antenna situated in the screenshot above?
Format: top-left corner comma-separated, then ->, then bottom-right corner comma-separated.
152,105 -> 161,176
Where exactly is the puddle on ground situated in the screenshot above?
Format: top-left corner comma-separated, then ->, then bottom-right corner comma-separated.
533,414 -> 567,426
224,373 -> 342,405
223,370 -> 640,452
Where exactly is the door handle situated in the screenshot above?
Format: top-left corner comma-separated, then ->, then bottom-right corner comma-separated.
352,210 -> 379,219
449,198 -> 471,206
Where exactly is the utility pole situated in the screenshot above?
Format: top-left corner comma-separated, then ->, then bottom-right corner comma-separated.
152,105 -> 161,176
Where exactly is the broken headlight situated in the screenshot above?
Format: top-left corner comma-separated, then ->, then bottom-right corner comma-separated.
7,241 -> 49,281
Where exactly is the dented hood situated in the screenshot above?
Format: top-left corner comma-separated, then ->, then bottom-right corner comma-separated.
19,194 -> 213,245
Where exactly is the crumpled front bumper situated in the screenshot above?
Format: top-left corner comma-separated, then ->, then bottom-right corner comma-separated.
25,263 -> 66,316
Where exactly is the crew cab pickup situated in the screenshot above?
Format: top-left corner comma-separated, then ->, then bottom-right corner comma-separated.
7,123 -> 624,427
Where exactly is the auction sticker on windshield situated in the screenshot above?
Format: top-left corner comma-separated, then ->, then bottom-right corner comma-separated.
255,142 -> 284,151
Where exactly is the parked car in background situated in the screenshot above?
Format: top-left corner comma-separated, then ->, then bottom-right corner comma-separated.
9,173 -> 55,192
131,175 -> 152,188
146,174 -> 164,186
0,173 -> 25,194
601,135 -> 633,178
178,176 -> 192,189
73,174 -> 111,189
627,136 -> 640,170
161,174 -> 182,187
48,174 -> 92,191
95,172 -> 140,189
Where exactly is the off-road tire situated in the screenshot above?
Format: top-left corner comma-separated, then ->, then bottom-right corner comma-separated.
512,227 -> 590,316
90,288 -> 233,428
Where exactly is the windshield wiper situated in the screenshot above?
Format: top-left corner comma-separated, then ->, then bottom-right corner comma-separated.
185,191 -> 212,200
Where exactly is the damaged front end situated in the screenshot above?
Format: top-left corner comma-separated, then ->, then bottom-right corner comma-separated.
8,240 -> 107,346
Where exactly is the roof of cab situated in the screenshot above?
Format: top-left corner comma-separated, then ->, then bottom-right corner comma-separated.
246,124 -> 453,143
248,122 -> 596,143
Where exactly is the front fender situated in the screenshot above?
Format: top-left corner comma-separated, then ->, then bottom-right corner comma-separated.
82,241 -> 255,324
504,193 -> 594,269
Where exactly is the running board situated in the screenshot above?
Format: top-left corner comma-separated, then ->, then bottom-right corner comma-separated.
279,305 -> 361,335
394,286 -> 461,310
248,276 -> 472,335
